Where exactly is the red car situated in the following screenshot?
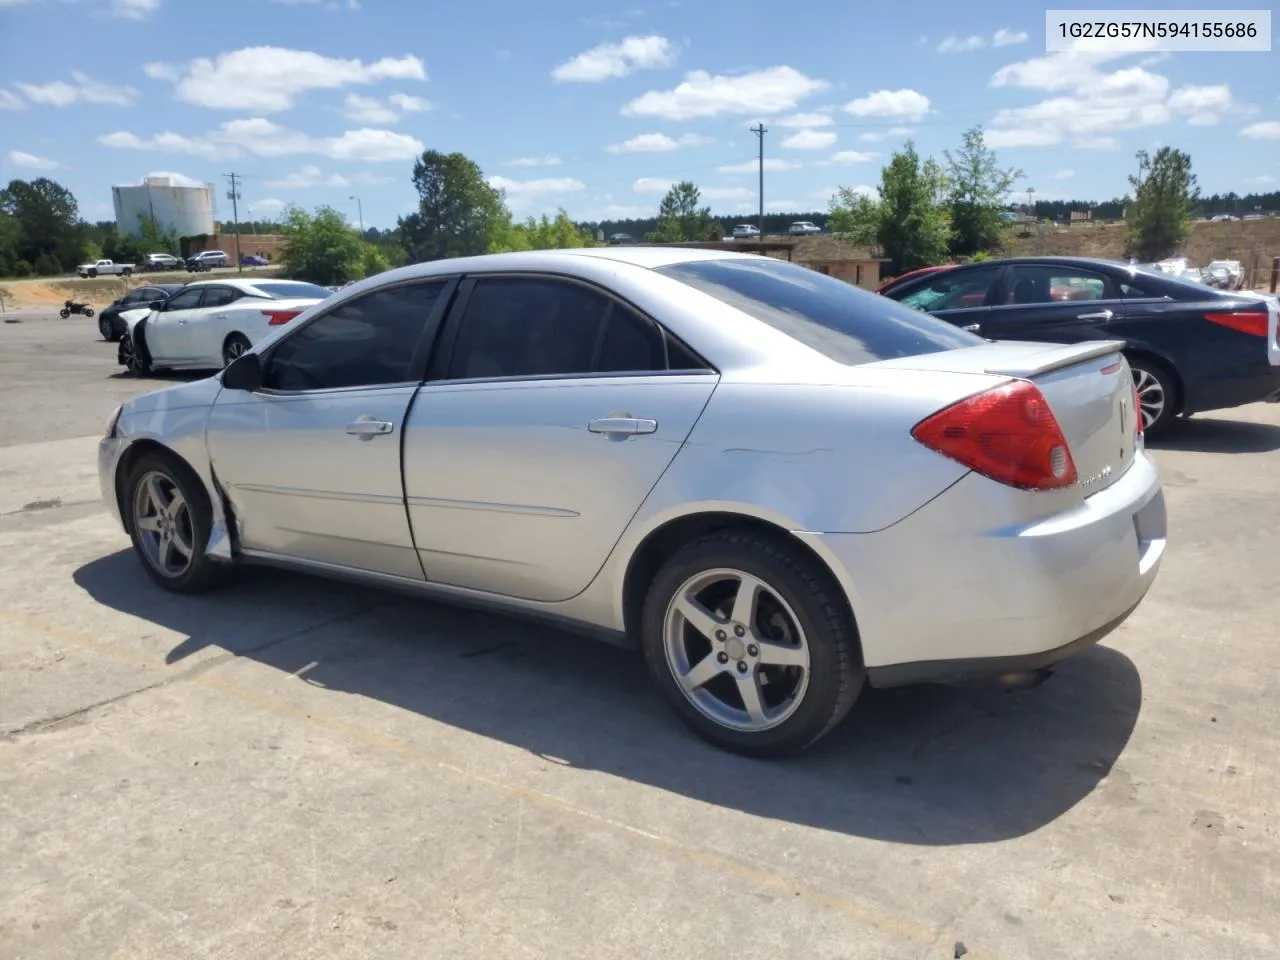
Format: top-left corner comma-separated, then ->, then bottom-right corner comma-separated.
875,265 -> 954,296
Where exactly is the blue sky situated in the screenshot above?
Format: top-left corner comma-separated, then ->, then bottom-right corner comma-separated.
1,0 -> 1277,229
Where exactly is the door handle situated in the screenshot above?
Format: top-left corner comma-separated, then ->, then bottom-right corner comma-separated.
1077,309 -> 1114,321
345,418 -> 394,439
177,318 -> 188,324
587,417 -> 658,437
213,313 -> 228,320
961,323 -> 981,332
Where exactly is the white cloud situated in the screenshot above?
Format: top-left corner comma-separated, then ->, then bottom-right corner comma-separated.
1245,174 -> 1276,187
342,93 -> 398,124
605,132 -> 712,153
1075,135 -> 1121,149
938,35 -> 985,54
8,150 -> 63,170
148,47 -> 426,112
15,72 -> 137,107
1242,121 -> 1280,140
773,111 -> 834,128
633,176 -> 674,193
488,176 -> 586,197
250,198 -> 287,216
112,0 -> 159,18
551,35 -> 675,83
984,128 -> 1063,148
143,171 -> 206,187
506,155 -> 563,167
780,129 -> 836,150
623,66 -> 828,120
825,150 -> 875,164
1052,169 -> 1075,179
388,93 -> 429,112
858,126 -> 912,142
0,90 -> 24,110
266,164 -> 350,188
843,89 -> 930,120
99,118 -> 425,162
717,158 -> 801,173
992,28 -> 1029,47
1169,84 -> 1234,126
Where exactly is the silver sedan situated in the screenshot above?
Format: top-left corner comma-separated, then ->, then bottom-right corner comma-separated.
98,248 -> 1167,756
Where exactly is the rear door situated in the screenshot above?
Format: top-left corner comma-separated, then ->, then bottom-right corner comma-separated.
893,264 -> 1003,333
187,284 -> 245,363
206,279 -> 453,579
402,274 -> 718,602
980,263 -> 1131,343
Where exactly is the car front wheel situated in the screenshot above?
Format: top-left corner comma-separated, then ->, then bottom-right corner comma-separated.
125,453 -> 229,593
641,530 -> 863,757
100,316 -> 117,341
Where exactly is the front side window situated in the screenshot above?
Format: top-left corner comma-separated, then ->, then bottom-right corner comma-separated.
895,266 -> 1000,311
658,257 -> 981,366
447,277 -> 669,379
162,288 -> 205,311
263,281 -> 445,391
201,287 -> 240,308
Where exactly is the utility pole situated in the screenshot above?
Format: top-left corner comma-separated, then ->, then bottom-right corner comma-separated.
223,172 -> 243,273
751,122 -> 767,239
349,195 -> 365,235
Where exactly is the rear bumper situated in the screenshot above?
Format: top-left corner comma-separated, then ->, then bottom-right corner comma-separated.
807,452 -> 1166,680
1185,367 -> 1280,414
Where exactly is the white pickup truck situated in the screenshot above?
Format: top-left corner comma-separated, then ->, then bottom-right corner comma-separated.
77,259 -> 134,278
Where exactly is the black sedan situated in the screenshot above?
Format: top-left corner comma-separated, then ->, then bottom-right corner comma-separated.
97,284 -> 184,342
881,256 -> 1280,433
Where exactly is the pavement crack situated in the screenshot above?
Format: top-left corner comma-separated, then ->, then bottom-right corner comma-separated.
1,676 -> 175,743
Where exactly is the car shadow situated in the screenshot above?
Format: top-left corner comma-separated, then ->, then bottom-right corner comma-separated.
1148,415 -> 1280,454
74,550 -> 1143,846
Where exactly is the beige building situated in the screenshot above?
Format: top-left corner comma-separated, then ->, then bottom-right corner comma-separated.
659,237 -> 889,290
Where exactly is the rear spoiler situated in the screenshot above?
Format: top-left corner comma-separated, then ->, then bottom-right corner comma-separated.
984,340 -> 1126,379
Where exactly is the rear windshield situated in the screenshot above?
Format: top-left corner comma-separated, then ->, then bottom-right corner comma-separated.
246,282 -> 333,300
657,257 -> 982,365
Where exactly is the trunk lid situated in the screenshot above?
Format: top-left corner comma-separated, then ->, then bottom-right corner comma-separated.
874,340 -> 1137,496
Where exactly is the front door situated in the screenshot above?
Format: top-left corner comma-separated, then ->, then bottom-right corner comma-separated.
187,284 -> 243,362
894,264 -> 1003,334
145,285 -> 208,362
206,279 -> 451,579
980,263 -> 1130,343
403,274 -> 718,602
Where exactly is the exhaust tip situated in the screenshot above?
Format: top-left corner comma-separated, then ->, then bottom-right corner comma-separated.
998,669 -> 1054,690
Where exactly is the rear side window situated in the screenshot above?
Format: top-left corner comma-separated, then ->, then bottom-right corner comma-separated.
250,282 -> 333,300
657,258 -> 981,366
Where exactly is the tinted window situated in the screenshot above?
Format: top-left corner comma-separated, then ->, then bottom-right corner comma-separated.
657,258 -> 981,366
449,277 -> 655,379
163,288 -> 205,311
249,282 -> 333,300
201,287 -> 240,308
1004,265 -> 1111,305
895,266 -> 1000,311
264,282 -> 444,391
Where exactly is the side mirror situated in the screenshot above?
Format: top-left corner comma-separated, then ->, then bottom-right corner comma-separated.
221,352 -> 262,391
149,300 -> 165,311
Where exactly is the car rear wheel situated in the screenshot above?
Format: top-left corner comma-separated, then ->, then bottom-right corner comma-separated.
126,454 -> 230,593
222,333 -> 251,367
1128,359 -> 1176,435
641,530 -> 863,757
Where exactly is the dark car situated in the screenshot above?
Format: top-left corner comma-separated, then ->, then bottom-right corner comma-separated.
880,256 -> 1280,433
241,254 -> 269,266
96,283 -> 184,342
608,233 -> 635,245
874,264 -> 954,296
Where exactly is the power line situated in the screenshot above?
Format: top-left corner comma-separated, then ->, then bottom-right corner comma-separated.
751,123 -> 767,235
223,172 -> 244,274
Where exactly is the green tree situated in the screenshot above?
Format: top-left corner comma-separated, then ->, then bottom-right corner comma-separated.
490,209 -> 598,252
278,205 -> 366,285
137,213 -> 179,257
0,177 -> 84,271
828,142 -> 951,275
944,126 -> 1020,257
1126,147 -> 1197,261
399,150 -> 508,262
648,181 -> 712,242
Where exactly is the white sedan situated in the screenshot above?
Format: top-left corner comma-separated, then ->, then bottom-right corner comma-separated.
118,278 -> 331,373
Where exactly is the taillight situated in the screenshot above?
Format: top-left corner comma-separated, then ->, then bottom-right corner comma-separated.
1204,311 -> 1268,337
911,380 -> 1078,491
265,309 -> 301,326
1133,380 -> 1144,438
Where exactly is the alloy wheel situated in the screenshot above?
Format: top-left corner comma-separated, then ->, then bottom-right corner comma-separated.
662,567 -> 811,732
224,339 -> 247,364
1132,367 -> 1166,431
132,470 -> 195,578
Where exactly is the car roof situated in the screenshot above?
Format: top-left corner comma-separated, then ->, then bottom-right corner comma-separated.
364,246 -> 767,279
181,277 -> 318,293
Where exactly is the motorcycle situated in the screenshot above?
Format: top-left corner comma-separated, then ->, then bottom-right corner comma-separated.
59,299 -> 95,319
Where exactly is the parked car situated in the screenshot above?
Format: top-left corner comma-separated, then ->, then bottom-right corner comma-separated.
787,221 -> 821,236
874,264 -> 954,296
241,254 -> 269,266
1204,259 -> 1243,289
141,253 -> 183,272
880,256 -> 1280,434
186,250 -> 230,272
77,259 -> 133,278
117,278 -> 331,373
608,233 -> 635,245
96,283 -> 184,342
100,249 -> 1164,756
732,224 -> 761,239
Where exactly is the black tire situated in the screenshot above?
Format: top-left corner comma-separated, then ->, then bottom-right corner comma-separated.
120,330 -> 150,375
640,529 -> 864,757
84,307 -> 95,318
59,308 -> 70,319
100,316 -> 117,341
222,333 -> 252,368
122,268 -> 132,277
88,268 -> 97,278
124,452 -> 230,593
1127,357 -> 1178,436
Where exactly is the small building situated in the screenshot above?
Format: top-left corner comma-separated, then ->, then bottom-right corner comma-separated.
112,176 -> 216,239
657,237 -> 889,290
